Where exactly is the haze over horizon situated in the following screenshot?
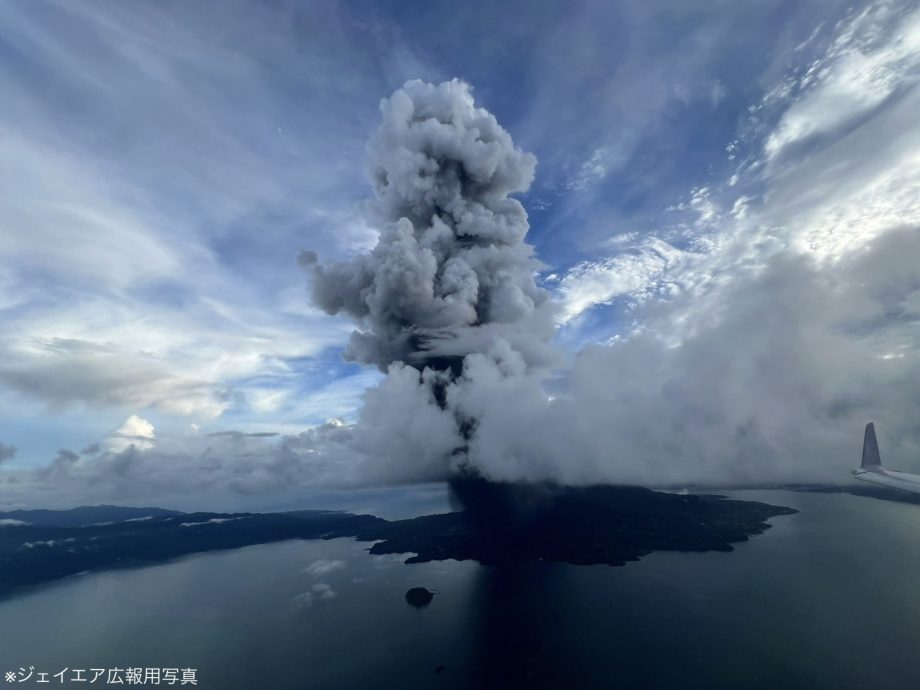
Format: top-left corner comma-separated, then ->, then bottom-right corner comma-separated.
2,0 -> 920,509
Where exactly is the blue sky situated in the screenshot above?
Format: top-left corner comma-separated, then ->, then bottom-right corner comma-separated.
2,0 -> 920,508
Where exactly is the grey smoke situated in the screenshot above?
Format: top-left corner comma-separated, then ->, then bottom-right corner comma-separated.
302,79 -> 565,480
303,79 -> 555,372
0,443 -> 16,464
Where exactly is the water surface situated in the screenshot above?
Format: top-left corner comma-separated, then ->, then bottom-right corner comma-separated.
1,489 -> 918,689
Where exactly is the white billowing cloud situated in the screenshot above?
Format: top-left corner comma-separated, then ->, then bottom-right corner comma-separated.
341,364 -> 462,482
115,415 -> 155,440
0,365 -> 462,509
108,414 -> 156,453
450,225 -> 920,486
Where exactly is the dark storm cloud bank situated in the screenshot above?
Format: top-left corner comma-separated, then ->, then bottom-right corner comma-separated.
0,485 -> 794,598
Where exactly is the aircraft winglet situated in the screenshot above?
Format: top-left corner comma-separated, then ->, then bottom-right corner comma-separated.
861,422 -> 881,470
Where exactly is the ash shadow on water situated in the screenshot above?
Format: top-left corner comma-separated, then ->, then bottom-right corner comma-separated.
460,561 -> 685,690
463,564 -> 572,689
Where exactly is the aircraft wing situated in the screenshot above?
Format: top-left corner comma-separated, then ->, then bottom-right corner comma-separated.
853,467 -> 920,494
853,423 -> 920,494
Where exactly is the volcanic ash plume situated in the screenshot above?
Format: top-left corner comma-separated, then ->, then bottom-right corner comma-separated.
301,79 -> 556,479
301,79 -> 555,375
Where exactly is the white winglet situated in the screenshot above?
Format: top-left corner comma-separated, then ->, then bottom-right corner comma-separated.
861,423 -> 881,469
853,423 -> 920,495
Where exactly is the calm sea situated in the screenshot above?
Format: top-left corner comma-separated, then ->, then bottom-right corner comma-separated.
1,488 -> 919,689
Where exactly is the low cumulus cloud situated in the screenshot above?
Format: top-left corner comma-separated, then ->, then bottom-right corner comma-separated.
0,519 -> 28,527
293,583 -> 338,608
302,559 -> 346,577
312,583 -> 338,600
107,415 -> 156,453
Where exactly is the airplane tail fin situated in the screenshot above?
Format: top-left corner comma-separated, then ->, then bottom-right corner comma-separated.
861,422 -> 882,469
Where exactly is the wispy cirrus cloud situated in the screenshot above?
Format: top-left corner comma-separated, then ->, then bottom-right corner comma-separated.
764,3 -> 920,162
551,237 -> 688,326
0,0 -> 422,455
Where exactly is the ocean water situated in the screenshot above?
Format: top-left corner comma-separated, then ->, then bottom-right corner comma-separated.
1,489 -> 920,689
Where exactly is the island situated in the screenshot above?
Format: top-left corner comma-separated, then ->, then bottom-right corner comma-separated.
0,482 -> 796,599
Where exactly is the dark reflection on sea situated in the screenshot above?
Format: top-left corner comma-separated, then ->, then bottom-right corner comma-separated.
2,489 -> 920,689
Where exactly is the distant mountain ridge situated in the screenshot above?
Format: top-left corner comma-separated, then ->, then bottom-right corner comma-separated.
0,505 -> 182,528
